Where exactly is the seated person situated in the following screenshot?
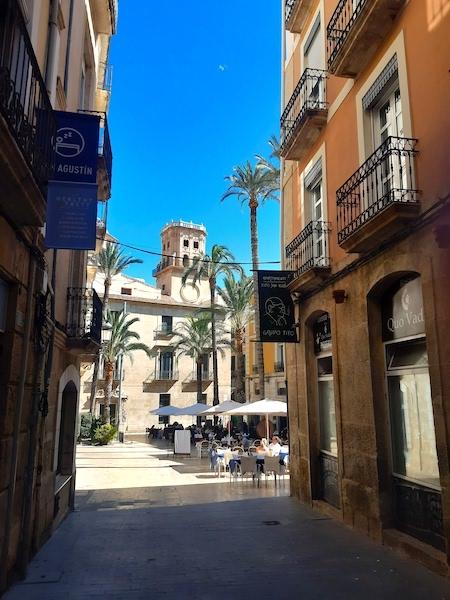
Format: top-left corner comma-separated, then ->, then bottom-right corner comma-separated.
269,435 -> 282,456
257,438 -> 269,453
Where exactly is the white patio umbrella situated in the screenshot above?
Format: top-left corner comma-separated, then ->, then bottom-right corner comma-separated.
176,403 -> 211,416
201,400 -> 242,414
223,398 -> 287,441
149,405 -> 182,416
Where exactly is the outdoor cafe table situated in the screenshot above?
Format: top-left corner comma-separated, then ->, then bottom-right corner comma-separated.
227,452 -> 289,474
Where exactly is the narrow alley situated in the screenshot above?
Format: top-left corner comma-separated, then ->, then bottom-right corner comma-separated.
5,442 -> 450,600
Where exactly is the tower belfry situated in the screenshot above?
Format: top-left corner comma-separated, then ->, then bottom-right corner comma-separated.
153,220 -> 208,302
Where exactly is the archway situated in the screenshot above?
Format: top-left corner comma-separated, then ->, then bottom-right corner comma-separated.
368,272 -> 444,550
57,382 -> 78,475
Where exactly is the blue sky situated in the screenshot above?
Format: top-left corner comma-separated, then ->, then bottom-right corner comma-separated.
108,1 -> 281,280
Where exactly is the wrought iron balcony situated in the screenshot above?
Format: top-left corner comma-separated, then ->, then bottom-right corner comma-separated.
285,0 -> 315,33
274,361 -> 285,373
151,369 -> 179,382
153,325 -> 174,339
0,0 -> 56,225
286,220 -> 331,290
337,137 -> 419,253
66,288 -> 102,353
327,0 -> 407,77
280,69 -> 328,160
79,110 -> 112,200
185,370 -> 213,383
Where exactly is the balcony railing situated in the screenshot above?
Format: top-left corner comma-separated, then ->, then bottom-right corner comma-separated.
327,0 -> 406,77
285,0 -> 297,23
98,61 -> 113,93
185,370 -> 213,382
0,0 -> 56,189
280,69 -> 328,158
153,255 -> 188,276
152,370 -> 179,381
154,325 -> 174,338
336,137 -> 419,246
286,220 -> 331,277
274,362 -> 285,373
79,109 -> 112,200
327,0 -> 368,70
66,288 -> 102,345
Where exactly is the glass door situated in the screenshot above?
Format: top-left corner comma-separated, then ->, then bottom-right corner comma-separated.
311,181 -> 325,266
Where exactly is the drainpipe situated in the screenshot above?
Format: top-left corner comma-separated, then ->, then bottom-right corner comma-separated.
0,240 -> 39,592
45,0 -> 61,105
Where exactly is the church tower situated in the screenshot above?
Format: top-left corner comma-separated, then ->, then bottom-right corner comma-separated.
153,220 -> 209,303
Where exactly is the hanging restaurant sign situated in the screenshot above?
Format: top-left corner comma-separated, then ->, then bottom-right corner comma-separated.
257,270 -> 298,343
45,182 -> 97,250
52,111 -> 100,184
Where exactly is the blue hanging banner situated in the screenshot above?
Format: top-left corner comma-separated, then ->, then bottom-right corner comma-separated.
45,182 -> 98,250
53,111 -> 100,184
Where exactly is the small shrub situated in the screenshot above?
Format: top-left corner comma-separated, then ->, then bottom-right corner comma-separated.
93,424 -> 117,446
79,414 -> 93,439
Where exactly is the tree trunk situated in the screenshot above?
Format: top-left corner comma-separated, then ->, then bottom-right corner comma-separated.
196,360 -> 203,404
250,200 -> 265,398
103,277 -> 111,319
234,328 -> 246,403
89,354 -> 100,415
210,280 -> 219,405
103,361 -> 114,425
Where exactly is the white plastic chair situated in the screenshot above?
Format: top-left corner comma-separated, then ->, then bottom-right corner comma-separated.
198,440 -> 209,458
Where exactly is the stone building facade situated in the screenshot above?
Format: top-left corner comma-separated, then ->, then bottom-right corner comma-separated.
0,0 -> 116,589
281,0 -> 450,574
80,221 -> 232,433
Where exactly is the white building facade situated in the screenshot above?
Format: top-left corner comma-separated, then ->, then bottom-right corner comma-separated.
80,221 -> 232,432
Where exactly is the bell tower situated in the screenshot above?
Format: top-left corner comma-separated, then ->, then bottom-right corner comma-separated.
153,220 -> 209,302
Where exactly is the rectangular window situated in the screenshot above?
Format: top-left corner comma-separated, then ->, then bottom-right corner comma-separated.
183,239 -> 189,248
159,394 -> 170,424
121,288 -> 132,295
159,352 -> 174,378
200,394 -> 207,404
193,241 -> 199,249
318,355 -> 337,455
161,315 -> 173,333
386,339 -> 439,488
0,278 -> 9,333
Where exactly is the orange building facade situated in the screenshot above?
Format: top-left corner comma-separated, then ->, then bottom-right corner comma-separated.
281,0 -> 450,573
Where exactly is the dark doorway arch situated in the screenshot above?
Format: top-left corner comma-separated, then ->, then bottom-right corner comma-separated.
58,382 -> 78,475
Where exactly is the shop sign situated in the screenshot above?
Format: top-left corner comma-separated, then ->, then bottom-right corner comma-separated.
314,313 -> 332,354
257,271 -> 298,343
382,276 -> 425,341
53,111 -> 100,184
45,182 -> 97,250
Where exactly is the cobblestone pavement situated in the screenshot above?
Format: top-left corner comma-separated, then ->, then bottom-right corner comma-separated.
6,440 -> 450,600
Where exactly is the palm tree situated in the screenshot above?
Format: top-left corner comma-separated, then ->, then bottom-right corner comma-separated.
98,241 -> 143,316
221,162 -> 279,399
181,245 -> 241,405
89,242 -> 143,414
256,135 -> 281,177
172,315 -> 229,404
102,311 -> 151,425
218,273 -> 254,403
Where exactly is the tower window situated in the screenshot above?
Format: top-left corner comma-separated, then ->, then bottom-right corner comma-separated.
183,239 -> 189,248
194,241 -> 199,249
182,255 -> 189,267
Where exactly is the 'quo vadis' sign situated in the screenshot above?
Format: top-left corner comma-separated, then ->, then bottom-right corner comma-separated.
257,271 -> 298,343
382,276 -> 425,341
